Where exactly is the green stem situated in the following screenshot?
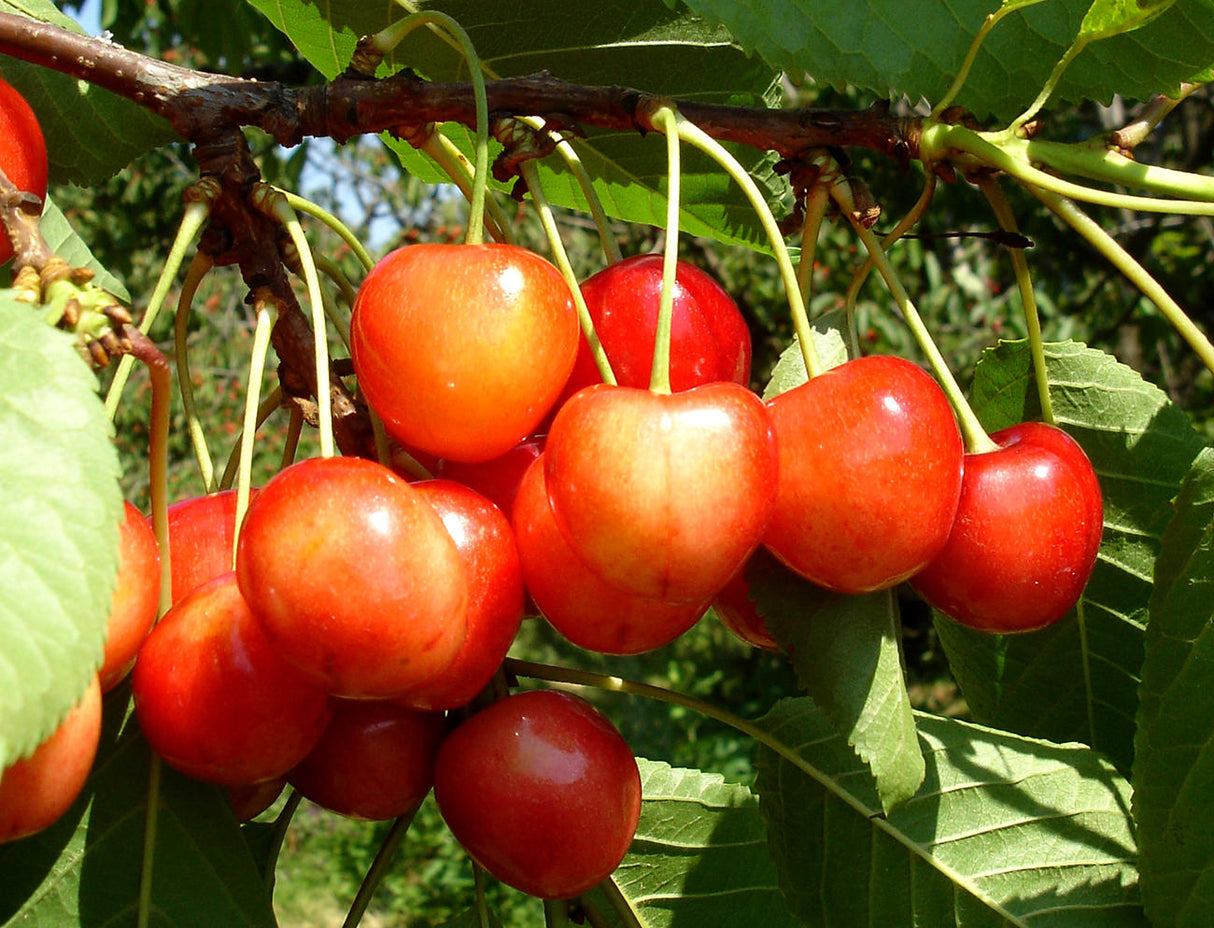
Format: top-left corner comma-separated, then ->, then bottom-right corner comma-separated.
174,252 -> 218,493
599,877 -> 649,928
1017,136 -> 1214,202
931,1 -> 1045,117
342,808 -> 419,928
576,893 -> 614,928
277,188 -> 376,272
378,9 -> 490,245
231,303 -> 277,567
1006,34 -> 1090,135
281,405 -> 304,471
829,178 -> 998,454
263,789 -> 303,890
977,177 -> 1054,424
218,386 -> 284,491
649,106 -> 682,396
544,899 -> 571,928
669,111 -> 822,378
1029,184 -> 1214,377
473,864 -> 491,928
518,157 -> 616,385
797,181 -> 834,364
136,753 -> 163,928
420,131 -> 513,245
105,198 -> 212,419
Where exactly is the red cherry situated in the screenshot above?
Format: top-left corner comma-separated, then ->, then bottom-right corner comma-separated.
396,480 -> 524,711
0,76 -> 48,266
226,777 -> 286,822
235,456 -> 469,698
513,456 -> 707,654
559,255 -> 751,402
0,675 -> 101,844
99,501 -> 161,692
162,489 -> 257,604
132,573 -> 332,786
713,555 -> 778,651
763,355 -> 964,594
288,699 -> 446,821
912,421 -> 1104,633
436,433 -> 546,517
350,244 -> 579,463
545,382 -> 778,604
434,690 -> 641,899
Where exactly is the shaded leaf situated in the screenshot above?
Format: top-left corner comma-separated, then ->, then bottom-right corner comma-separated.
934,340 -> 1205,774
1133,447 -> 1214,928
610,759 -> 798,928
746,551 -> 923,812
38,194 -> 132,303
0,295 -> 121,770
755,697 -> 1146,927
0,3 -> 178,185
0,689 -> 278,927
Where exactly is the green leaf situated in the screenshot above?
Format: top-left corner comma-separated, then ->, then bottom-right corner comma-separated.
38,194 -> 132,303
746,551 -> 924,812
755,698 -> 1147,927
934,340 -> 1205,774
0,296 -> 121,770
0,691 -> 278,927
760,307 -> 852,400
1133,448 -> 1214,928
1079,0 -> 1178,41
677,0 -> 1214,121
0,3 -> 178,185
246,0 -> 786,252
611,759 -> 798,927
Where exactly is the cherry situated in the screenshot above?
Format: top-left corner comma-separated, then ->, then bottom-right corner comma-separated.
350,243 -> 579,463
99,501 -> 161,692
288,699 -> 446,821
436,433 -> 546,517
513,455 -> 707,654
763,355 -> 964,594
226,777 -> 286,822
912,421 -> 1104,633
713,553 -> 778,652
0,76 -> 48,266
559,254 -> 752,401
236,456 -> 469,699
0,675 -> 101,844
544,381 -> 778,604
433,690 -> 641,899
395,479 -> 524,711
132,573 -> 332,786
162,488 -> 256,604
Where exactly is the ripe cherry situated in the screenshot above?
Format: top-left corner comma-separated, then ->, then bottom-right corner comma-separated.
0,675 -> 101,844
288,699 -> 446,821
560,254 -> 751,400
162,488 -> 256,603
236,456 -> 469,699
0,76 -> 48,266
912,421 -> 1104,633
763,355 -> 964,594
350,244 -> 579,463
434,690 -> 641,899
226,777 -> 286,822
713,553 -> 778,651
436,433 -> 545,517
396,479 -> 524,711
132,573 -> 332,786
545,382 -> 778,605
99,501 -> 161,692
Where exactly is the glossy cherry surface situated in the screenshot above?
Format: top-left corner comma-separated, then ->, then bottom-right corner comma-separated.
99,501 -> 161,692
0,76 -> 48,265
162,489 -> 254,604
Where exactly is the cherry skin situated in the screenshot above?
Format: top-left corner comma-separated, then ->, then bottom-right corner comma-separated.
544,381 -> 778,605
513,455 -> 707,654
132,573 -> 332,786
713,552 -> 778,652
559,254 -> 751,401
0,76 -> 48,266
99,501 -> 162,692
226,777 -> 286,822
395,479 -> 524,711
236,456 -> 469,699
161,488 -> 257,604
288,699 -> 446,821
912,421 -> 1104,633
0,675 -> 101,844
350,243 -> 580,463
763,355 -> 964,594
433,690 -> 641,899
436,433 -> 545,517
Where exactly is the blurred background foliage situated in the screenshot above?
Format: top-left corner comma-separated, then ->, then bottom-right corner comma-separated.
47,0 -> 1214,924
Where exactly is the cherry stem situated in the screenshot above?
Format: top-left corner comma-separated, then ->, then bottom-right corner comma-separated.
599,877 -> 649,928
376,8 -> 490,246
830,176 -> 999,454
650,105 -> 682,396
105,196 -> 212,419
931,2 -> 1042,117
219,386 -> 284,490
796,181 -> 829,333
518,156 -> 617,384
473,863 -> 491,928
260,186 -> 335,458
518,115 -> 623,265
1029,184 -> 1214,377
342,808 -> 419,928
263,790 -> 303,890
575,893 -> 615,928
276,188 -> 375,272
418,131 -> 512,245
1005,34 -> 1090,137
231,301 -> 277,567
136,753 -> 163,928
544,899 -> 572,928
666,110 -> 823,379
977,176 -> 1055,424
281,405 -> 304,470
122,327 -> 173,617
174,251 -> 219,493
311,254 -> 355,352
